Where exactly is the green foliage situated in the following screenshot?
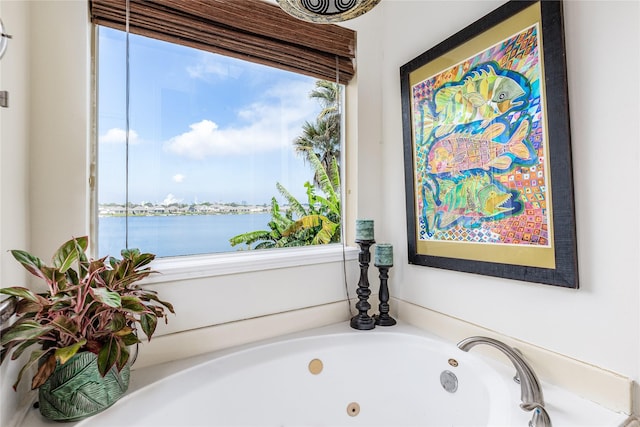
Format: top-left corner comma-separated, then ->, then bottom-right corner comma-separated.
230,150 -> 341,249
293,80 -> 341,188
0,237 -> 174,391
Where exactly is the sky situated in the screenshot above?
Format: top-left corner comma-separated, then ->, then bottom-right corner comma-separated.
97,27 -> 323,206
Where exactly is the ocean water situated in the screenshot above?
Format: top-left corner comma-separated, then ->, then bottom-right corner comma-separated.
98,214 -> 273,258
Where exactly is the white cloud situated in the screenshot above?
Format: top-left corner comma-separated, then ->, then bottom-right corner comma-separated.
99,128 -> 140,144
172,174 -> 185,183
162,193 -> 182,206
163,81 -> 318,159
186,55 -> 243,81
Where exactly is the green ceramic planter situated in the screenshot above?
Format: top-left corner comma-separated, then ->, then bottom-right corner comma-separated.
38,351 -> 130,422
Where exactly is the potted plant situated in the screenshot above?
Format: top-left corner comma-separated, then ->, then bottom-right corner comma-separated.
0,236 -> 174,421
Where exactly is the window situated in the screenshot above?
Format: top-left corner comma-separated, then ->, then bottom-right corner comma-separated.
91,0 -> 354,259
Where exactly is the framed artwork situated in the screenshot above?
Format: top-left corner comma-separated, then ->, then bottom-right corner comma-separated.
400,0 -> 578,288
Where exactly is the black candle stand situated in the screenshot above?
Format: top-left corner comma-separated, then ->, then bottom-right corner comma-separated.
373,265 -> 396,326
350,239 -> 376,330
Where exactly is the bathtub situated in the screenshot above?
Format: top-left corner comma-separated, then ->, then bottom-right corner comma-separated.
20,322 -> 628,427
77,324 -> 515,427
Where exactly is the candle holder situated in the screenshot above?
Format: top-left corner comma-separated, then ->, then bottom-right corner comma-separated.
373,265 -> 396,326
350,239 -> 376,330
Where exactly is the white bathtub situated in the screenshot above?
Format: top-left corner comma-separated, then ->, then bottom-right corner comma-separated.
19,322 -> 628,427
78,324 -> 514,427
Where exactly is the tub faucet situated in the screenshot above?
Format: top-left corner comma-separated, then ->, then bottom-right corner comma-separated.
457,336 -> 551,427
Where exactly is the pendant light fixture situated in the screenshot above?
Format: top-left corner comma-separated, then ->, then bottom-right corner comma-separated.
0,19 -> 12,59
276,0 -> 381,23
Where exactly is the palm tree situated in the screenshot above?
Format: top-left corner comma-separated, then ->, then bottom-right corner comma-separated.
294,80 -> 341,186
231,80 -> 343,250
228,197 -> 292,250
280,150 -> 341,245
229,150 -> 341,249
310,80 -> 340,125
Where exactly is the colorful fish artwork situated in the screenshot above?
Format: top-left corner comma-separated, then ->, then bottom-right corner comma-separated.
420,62 -> 531,139
411,24 -> 550,246
426,118 -> 533,176
422,171 -> 522,234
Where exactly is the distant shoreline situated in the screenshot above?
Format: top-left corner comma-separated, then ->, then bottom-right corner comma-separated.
98,212 -> 266,217
98,203 -> 293,217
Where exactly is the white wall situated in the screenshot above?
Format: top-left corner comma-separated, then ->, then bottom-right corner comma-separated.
28,0 -> 91,258
0,1 -> 33,426
347,0 -> 639,409
0,2 -> 30,281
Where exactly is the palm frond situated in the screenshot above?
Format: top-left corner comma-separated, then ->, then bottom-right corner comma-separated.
312,220 -> 338,245
329,156 -> 340,193
229,230 -> 274,247
276,183 -> 307,217
282,214 -> 339,245
305,149 -> 338,204
311,195 -> 339,216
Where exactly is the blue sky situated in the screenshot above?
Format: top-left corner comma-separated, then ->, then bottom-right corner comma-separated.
98,27 -> 322,206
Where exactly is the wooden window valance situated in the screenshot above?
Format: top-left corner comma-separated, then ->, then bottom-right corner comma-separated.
89,0 -> 356,83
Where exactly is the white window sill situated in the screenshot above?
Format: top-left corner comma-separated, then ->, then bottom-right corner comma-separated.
142,244 -> 359,284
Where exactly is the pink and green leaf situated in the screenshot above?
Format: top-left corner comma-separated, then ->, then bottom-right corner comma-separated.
10,250 -> 47,281
116,345 -> 130,371
52,236 -> 88,273
120,296 -> 147,313
32,353 -> 57,390
41,266 -> 67,292
0,287 -> 39,303
92,288 -> 121,308
140,313 -> 158,340
97,336 -> 120,377
121,332 -> 140,346
16,299 -> 43,316
1,321 -> 53,346
106,313 -> 127,332
51,315 -> 79,337
140,292 -> 175,313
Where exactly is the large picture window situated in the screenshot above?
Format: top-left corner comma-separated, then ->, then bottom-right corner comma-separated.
96,27 -> 344,258
91,0 -> 354,259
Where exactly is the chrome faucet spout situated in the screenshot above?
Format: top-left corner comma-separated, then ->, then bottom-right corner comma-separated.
457,336 -> 551,427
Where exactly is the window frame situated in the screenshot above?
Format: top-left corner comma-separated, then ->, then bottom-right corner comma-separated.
144,245 -> 359,284
89,1 -> 356,272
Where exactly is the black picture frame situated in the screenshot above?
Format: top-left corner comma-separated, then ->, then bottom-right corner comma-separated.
400,0 -> 578,288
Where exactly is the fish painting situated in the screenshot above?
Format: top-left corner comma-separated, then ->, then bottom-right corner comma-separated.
422,171 -> 520,235
426,118 -> 533,176
421,62 -> 530,138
